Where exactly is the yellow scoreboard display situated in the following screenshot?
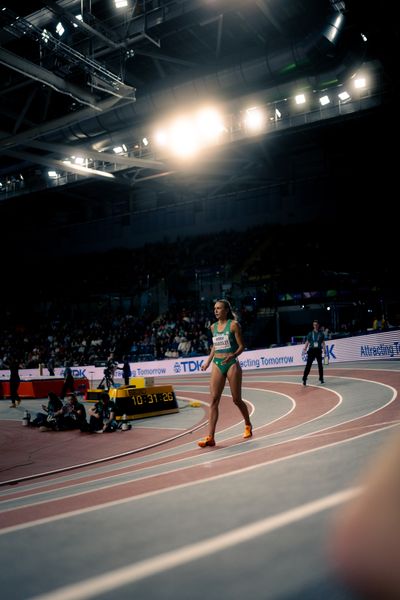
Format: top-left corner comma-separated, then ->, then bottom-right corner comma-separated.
109,384 -> 179,420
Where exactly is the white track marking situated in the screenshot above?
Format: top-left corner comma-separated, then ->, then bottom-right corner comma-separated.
0,422 -> 396,535
0,382 -> 394,506
29,487 -> 361,600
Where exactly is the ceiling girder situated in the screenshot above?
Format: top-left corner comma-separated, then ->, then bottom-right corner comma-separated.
3,148 -> 120,181
0,47 -> 101,110
27,140 -> 167,171
0,93 -> 132,150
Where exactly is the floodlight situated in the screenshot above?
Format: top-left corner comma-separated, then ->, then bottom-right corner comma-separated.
169,117 -> 198,158
295,94 -> 306,105
73,14 -> 82,28
195,108 -> 224,144
319,95 -> 330,106
354,77 -> 366,89
56,22 -> 65,37
113,144 -> 127,153
243,107 -> 266,133
338,91 -> 350,101
115,0 -> 129,8
41,29 -> 50,44
154,130 -> 168,146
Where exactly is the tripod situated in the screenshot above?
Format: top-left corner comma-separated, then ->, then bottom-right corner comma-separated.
98,367 -> 114,390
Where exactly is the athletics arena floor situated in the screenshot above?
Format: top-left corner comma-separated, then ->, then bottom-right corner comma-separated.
0,360 -> 399,600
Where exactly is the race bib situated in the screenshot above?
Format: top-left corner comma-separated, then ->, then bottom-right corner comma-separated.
213,333 -> 230,350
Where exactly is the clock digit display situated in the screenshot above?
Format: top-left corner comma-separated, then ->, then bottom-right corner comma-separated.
111,385 -> 178,420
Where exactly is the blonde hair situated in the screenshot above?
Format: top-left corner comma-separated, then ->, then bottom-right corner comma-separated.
215,298 -> 236,320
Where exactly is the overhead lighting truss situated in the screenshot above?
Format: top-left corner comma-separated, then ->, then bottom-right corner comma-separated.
0,7 -> 133,95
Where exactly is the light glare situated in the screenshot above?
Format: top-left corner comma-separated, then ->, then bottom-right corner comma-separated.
169,118 -> 198,158
195,108 -> 224,144
244,107 -> 266,132
295,94 -> 306,105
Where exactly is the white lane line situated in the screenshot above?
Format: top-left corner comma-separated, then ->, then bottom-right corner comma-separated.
1,418 -> 396,521
0,376 -> 388,494
1,381 -> 396,513
29,486 -> 361,600
0,422 -> 394,535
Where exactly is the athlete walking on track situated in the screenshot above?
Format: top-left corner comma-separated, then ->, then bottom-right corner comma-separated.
198,298 -> 252,448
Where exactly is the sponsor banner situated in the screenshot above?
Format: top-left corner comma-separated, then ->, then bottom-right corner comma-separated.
1,331 -> 399,382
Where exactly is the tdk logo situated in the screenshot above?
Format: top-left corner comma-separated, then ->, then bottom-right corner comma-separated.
60,368 -> 86,377
325,344 -> 336,360
174,360 -> 204,373
179,360 -> 204,372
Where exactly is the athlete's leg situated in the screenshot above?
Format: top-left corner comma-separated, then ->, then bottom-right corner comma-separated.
227,362 -> 252,429
207,362 -> 226,438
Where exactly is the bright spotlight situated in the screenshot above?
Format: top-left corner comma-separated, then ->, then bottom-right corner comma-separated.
154,130 -> 168,147
338,91 -> 350,101
169,117 -> 198,158
48,170 -> 59,178
319,95 -> 330,106
41,29 -> 50,44
195,108 -> 224,144
142,137 -> 149,146
56,22 -> 65,36
114,0 -> 129,8
354,77 -> 366,89
244,107 -> 266,133
112,144 -> 127,153
73,14 -> 82,28
295,94 -> 306,105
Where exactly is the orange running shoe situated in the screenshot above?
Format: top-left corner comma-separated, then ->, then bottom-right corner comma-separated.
198,436 -> 216,448
243,425 -> 253,439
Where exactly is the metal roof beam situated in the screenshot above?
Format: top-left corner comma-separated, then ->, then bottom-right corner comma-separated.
26,140 -> 167,171
41,0 -> 123,49
0,93 -> 131,150
3,148 -> 119,181
0,47 -> 101,110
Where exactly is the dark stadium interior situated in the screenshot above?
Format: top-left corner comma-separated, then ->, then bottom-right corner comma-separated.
0,0 -> 399,356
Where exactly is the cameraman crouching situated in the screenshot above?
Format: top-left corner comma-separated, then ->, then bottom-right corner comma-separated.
88,392 -> 118,433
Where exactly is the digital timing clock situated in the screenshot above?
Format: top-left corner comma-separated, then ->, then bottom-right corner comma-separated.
110,385 -> 179,419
